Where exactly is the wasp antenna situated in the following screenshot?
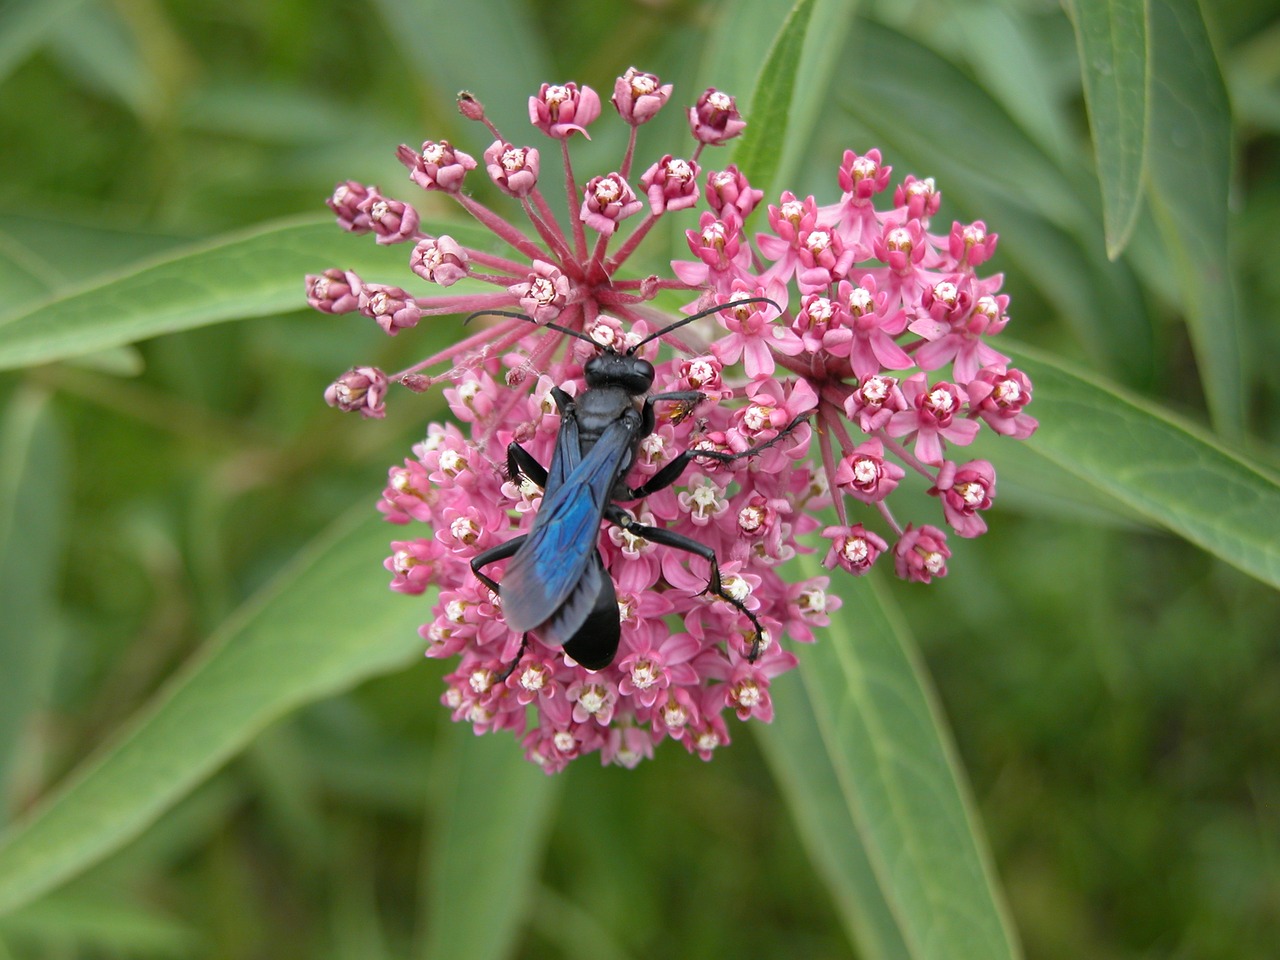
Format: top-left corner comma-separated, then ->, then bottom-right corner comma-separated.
629,296 -> 783,352
462,308 -> 535,326
463,309 -> 598,346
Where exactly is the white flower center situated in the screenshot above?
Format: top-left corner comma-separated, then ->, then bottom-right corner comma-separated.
630,660 -> 658,689
595,178 -> 622,203
842,536 -> 869,564
927,388 -> 955,415
449,516 -> 480,544
995,378 -> 1022,406
852,156 -> 878,180
553,730 -> 576,752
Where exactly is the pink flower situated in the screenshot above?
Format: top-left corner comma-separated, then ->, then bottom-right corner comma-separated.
705,165 -> 763,226
326,181 -> 374,232
833,438 -> 905,503
398,140 -> 477,193
893,524 -> 951,583
309,73 -> 1035,771
357,284 -> 421,336
639,156 -> 700,215
507,260 -> 570,323
580,173 -> 643,235
930,459 -> 996,538
612,67 -> 672,126
886,374 -> 980,465
967,365 -> 1038,439
484,140 -> 540,198
688,88 -> 746,145
360,193 -> 419,244
325,366 -> 389,419
529,82 -> 601,139
410,236 -> 470,286
305,269 -> 361,314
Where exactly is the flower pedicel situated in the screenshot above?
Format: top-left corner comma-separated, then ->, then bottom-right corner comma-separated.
307,68 -> 1037,772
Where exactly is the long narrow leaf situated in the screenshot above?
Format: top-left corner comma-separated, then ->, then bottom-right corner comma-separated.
1011,344 -> 1280,588
418,726 -> 560,960
0,217 -> 473,371
1145,0 -> 1243,436
0,511 -> 425,915
0,391 -> 69,816
761,567 -> 1022,960
733,0 -> 818,197
1065,0 -> 1149,257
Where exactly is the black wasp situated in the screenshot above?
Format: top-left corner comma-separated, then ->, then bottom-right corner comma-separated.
468,298 -> 804,674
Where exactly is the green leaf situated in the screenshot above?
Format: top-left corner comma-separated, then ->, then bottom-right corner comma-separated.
769,0 -> 861,192
1065,0 -> 1149,256
1010,343 -> 1280,589
0,510 -> 426,915
759,568 -> 1022,960
839,20 -> 1156,390
417,726 -> 560,960
0,217 -> 484,372
0,0 -> 90,84
0,889 -> 197,956
733,0 -> 818,197
1145,0 -> 1243,437
0,391 -> 69,816
372,0 -> 552,138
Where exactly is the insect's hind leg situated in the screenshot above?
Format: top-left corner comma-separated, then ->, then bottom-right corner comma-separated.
606,507 -> 769,661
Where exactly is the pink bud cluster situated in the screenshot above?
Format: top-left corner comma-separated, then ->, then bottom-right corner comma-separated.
306,68 -> 1035,771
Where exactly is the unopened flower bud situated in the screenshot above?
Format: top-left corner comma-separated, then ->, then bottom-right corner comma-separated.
327,181 -> 374,232
529,82 -> 601,139
305,269 -> 362,314
358,284 -> 421,335
580,173 -> 643,236
483,140 -> 540,198
398,140 -> 477,192
612,67 -> 673,126
688,88 -> 746,145
325,366 -> 389,418
411,236 -> 470,286
360,194 -> 420,245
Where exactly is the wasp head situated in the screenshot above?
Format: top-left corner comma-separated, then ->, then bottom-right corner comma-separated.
584,351 -> 656,394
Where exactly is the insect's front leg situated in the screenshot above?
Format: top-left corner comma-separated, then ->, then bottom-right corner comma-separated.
507,442 -> 548,488
605,506 -> 768,661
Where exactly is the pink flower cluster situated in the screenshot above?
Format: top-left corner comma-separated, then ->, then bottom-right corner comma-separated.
307,67 -> 1036,771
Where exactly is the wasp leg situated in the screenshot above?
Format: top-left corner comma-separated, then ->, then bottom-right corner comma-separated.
470,538 -> 532,680
494,634 -> 530,683
625,414 -> 808,501
470,536 -> 526,595
507,442 -> 548,487
605,507 -> 768,661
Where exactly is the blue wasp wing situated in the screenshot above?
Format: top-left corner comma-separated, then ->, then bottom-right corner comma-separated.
499,416 -> 635,635
540,398 -> 580,500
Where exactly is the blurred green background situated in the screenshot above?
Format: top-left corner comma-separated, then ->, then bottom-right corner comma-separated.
1,0 -> 1278,958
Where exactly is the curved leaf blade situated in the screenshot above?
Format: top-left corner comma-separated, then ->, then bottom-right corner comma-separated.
0,391 -> 69,816
760,566 -> 1022,960
417,727 -> 560,960
0,511 -> 425,915
733,0 -> 818,197
0,217 -> 437,372
1011,344 -> 1280,588
1145,0 -> 1242,436
1065,0 -> 1149,257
